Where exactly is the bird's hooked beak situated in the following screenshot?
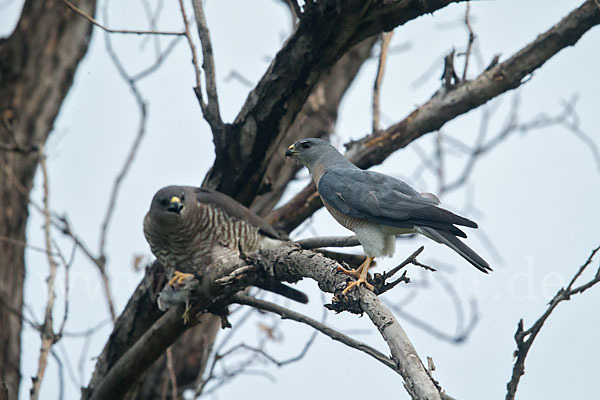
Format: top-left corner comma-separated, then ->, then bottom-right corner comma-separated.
285,144 -> 297,158
167,196 -> 183,214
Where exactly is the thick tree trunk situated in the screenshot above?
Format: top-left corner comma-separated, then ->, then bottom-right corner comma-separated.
0,1 -> 96,397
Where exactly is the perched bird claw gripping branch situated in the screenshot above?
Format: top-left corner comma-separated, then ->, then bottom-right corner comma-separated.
144,186 -> 308,320
286,138 -> 491,294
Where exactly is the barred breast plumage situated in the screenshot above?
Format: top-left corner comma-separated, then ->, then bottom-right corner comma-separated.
143,186 -> 285,273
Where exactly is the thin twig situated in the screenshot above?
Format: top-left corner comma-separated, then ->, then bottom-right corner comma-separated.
506,245 -> 600,400
381,246 -> 426,281
55,241 -> 76,336
139,0 -> 164,54
461,2 -> 475,81
50,350 -> 65,400
96,7 -> 155,321
177,0 -> 202,90
190,0 -> 225,137
0,233 -> 54,255
132,35 -> 183,81
30,149 -> 59,400
57,343 -> 82,392
372,31 -> 393,133
441,94 -> 591,194
232,294 -> 397,372
61,0 -> 184,36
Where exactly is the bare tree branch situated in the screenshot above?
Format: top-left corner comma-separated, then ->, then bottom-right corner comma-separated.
190,0 -> 226,141
460,2 -> 475,81
95,12 -> 155,321
506,245 -> 600,400
372,31 -> 393,133
61,0 -> 185,36
202,0 -> 466,205
85,245 -> 452,400
30,149 -> 60,400
197,311 -> 319,395
269,0 -> 600,232
232,294 -> 397,372
359,288 -> 443,400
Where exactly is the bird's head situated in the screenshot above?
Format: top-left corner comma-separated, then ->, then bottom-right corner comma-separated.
285,138 -> 341,171
147,186 -> 196,225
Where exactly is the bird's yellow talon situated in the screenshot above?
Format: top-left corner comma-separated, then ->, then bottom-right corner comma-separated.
336,265 -> 361,276
341,278 -> 374,295
338,256 -> 374,295
168,271 -> 194,287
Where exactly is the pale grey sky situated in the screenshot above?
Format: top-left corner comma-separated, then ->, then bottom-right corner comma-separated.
2,1 -> 599,399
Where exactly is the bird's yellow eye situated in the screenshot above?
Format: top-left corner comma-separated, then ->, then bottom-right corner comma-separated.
288,144 -> 295,150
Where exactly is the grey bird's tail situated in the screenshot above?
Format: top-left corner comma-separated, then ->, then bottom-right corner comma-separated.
419,227 -> 492,273
255,280 -> 309,303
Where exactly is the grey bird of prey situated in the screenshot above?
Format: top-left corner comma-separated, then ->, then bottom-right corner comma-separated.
286,138 -> 491,294
144,185 -> 308,309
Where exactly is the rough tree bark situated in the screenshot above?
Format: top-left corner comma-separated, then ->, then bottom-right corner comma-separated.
0,1 -> 96,397
202,0 -> 463,205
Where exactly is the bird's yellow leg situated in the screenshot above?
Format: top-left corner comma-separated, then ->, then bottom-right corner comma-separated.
168,270 -> 195,286
182,299 -> 192,324
339,256 -> 375,295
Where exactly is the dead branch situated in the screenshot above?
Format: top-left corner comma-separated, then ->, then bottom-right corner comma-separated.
461,2 -> 475,81
202,0 -> 467,206
190,0 -> 226,140
85,246 -> 452,400
269,0 -> 600,232
96,16 -> 155,321
506,245 -> 600,400
232,294 -> 396,371
197,311 -> 319,395
388,275 -> 479,344
440,94 -> 594,194
359,288 -> 442,400
372,31 -> 393,133
30,150 -> 59,400
61,0 -> 185,36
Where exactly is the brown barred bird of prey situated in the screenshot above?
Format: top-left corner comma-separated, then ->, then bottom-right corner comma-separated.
143,186 -> 308,315
286,138 -> 491,294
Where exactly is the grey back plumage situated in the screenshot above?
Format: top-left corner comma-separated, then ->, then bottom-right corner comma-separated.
286,138 -> 491,273
318,169 -> 476,237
